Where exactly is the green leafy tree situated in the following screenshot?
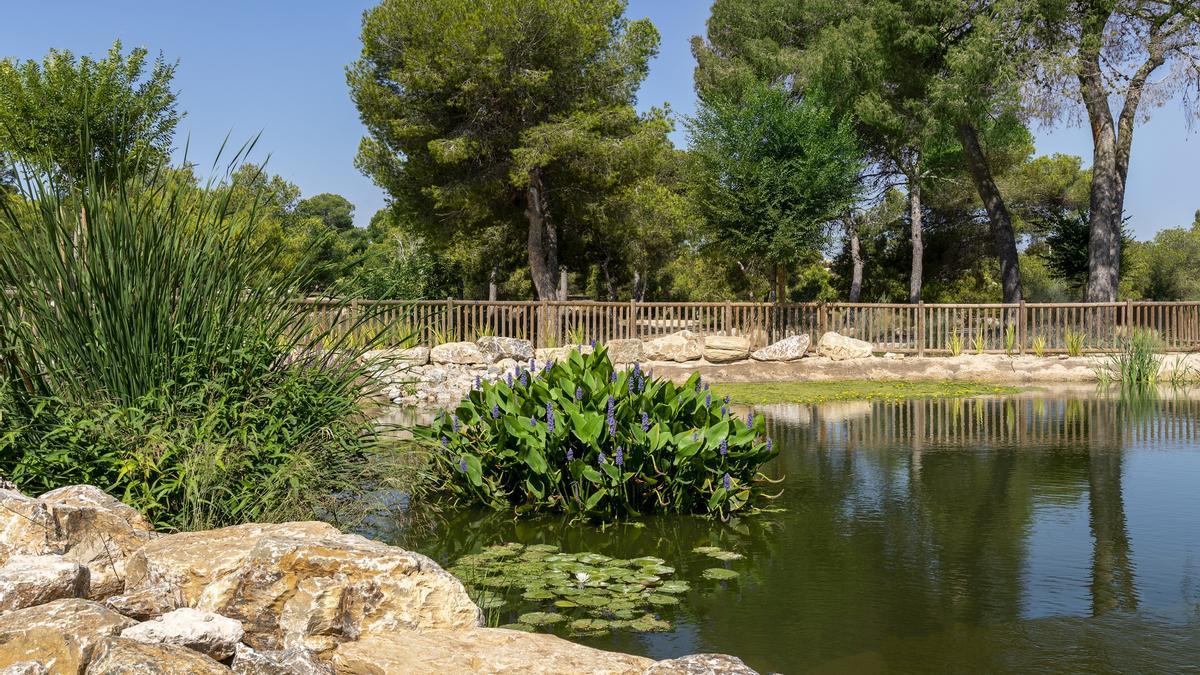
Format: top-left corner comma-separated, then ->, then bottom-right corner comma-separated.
348,0 -> 664,300
687,83 -> 861,300
0,41 -> 180,188
1024,2 -> 1200,300
295,193 -> 355,231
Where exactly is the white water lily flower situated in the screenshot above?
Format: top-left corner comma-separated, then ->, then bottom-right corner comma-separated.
574,571 -> 590,584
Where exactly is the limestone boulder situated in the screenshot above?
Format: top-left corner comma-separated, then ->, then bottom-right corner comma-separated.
643,331 -> 704,363
477,336 -> 534,363
0,599 -> 136,673
84,638 -> 230,674
393,346 -> 430,366
0,662 -> 48,675
231,644 -> 333,675
703,336 -> 751,363
750,334 -> 810,362
534,345 -> 591,363
331,628 -> 653,675
105,585 -> 184,621
121,608 -> 244,661
429,342 -> 488,365
604,339 -> 643,364
0,554 -> 90,612
0,486 -> 153,600
816,331 -> 874,361
643,654 -> 760,674
123,521 -> 481,654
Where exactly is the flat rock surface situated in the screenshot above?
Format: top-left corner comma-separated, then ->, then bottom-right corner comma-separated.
331,628 -> 653,675
84,638 -> 230,674
0,598 -> 137,673
231,644 -> 333,675
643,654 -> 760,674
121,607 -> 244,661
0,554 -> 89,612
751,334 -> 809,362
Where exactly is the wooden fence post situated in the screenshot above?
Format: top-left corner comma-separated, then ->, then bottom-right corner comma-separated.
917,301 -> 926,356
724,301 -> 732,335
1018,300 -> 1026,355
627,299 -> 636,340
445,297 -> 454,342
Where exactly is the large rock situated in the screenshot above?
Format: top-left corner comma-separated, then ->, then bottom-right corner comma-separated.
231,644 -> 332,675
331,628 -> 653,675
123,521 -> 481,654
429,342 -> 488,365
0,663 -> 48,675
0,486 -> 153,600
643,654 -> 760,674
643,331 -> 704,363
476,336 -> 534,363
84,638 -> 230,674
751,334 -> 810,362
816,331 -> 874,361
605,339 -> 643,364
121,608 -> 244,661
0,554 -> 90,612
392,346 -> 430,366
703,336 -> 751,363
534,345 -> 591,363
0,598 -> 136,673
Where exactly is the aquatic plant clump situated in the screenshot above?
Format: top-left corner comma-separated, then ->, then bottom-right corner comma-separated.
449,543 -> 686,636
418,346 -> 778,519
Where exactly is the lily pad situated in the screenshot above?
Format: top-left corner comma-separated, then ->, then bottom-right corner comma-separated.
706,550 -> 744,562
692,546 -> 722,555
629,556 -> 666,566
573,594 -> 610,607
646,593 -> 679,606
657,580 -> 691,594
554,600 -> 579,608
569,618 -> 612,632
701,567 -> 740,581
627,614 -> 673,632
526,544 -> 560,553
499,623 -> 535,632
522,589 -> 555,600
518,611 -> 566,626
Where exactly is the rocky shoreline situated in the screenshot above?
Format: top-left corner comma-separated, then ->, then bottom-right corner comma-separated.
0,485 -> 756,674
368,331 -> 1200,409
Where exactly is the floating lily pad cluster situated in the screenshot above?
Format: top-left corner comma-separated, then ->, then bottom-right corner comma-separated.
693,545 -> 744,579
449,542 -> 688,636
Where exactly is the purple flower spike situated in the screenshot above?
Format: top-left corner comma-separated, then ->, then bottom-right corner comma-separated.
746,411 -> 755,426
529,358 -> 535,371
590,338 -> 597,348
641,411 -> 650,432
719,438 -> 728,456
766,437 -> 773,452
615,446 -> 624,466
505,373 -> 513,388
695,379 -> 702,393
598,452 -> 606,465
491,403 -> 500,419
474,375 -> 481,390
720,405 -> 727,417
637,374 -> 645,393
704,382 -> 710,391
575,386 -> 583,401
705,392 -> 712,408
610,371 -> 618,383
440,436 -> 448,447
459,457 -> 469,473
546,403 -> 556,433
544,360 -> 553,374
530,416 -> 537,427
628,375 -> 635,394
451,414 -> 460,433
724,395 -> 731,405
633,363 -> 641,377
519,370 -> 527,387
607,397 -> 617,435
723,473 -> 732,490
566,448 -> 575,461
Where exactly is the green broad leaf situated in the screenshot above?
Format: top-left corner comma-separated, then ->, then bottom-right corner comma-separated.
601,461 -> 621,481
581,466 -> 603,485
704,420 -> 730,449
569,411 -> 604,447
701,567 -> 739,581
584,488 -> 607,510
460,455 -> 483,487
524,447 -> 547,473
707,487 -> 727,511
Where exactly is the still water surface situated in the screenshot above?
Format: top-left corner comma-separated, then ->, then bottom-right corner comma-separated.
385,391 -> 1200,673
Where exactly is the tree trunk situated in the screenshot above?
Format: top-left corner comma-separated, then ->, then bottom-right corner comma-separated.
488,265 -> 498,302
908,177 -> 923,304
847,214 -> 863,303
557,267 -> 568,300
524,168 -> 559,300
958,123 -> 1022,303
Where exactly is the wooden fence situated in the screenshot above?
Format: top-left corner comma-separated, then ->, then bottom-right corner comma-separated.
296,299 -> 1200,354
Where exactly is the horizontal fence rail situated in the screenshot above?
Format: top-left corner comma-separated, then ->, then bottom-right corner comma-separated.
294,299 -> 1200,354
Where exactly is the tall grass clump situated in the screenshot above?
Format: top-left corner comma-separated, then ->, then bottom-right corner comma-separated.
0,146 -> 416,531
1103,329 -> 1162,388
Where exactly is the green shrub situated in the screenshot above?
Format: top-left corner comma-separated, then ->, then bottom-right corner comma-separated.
1104,329 -> 1161,388
416,346 -> 778,521
1031,335 -> 1047,357
0,147 -> 417,531
947,332 -> 963,356
1064,328 -> 1086,356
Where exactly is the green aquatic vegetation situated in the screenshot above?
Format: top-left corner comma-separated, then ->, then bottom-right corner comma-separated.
449,543 -> 684,636
702,567 -> 740,580
706,550 -> 745,562
712,381 -> 1019,406
419,345 -> 778,520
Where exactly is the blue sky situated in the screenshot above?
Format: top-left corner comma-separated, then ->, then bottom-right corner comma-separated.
2,1 -> 1196,238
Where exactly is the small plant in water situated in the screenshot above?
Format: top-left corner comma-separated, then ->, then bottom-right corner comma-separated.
1031,335 -> 1047,358
1004,323 -> 1017,356
1105,329 -> 1161,387
417,346 -> 777,520
972,327 -> 986,355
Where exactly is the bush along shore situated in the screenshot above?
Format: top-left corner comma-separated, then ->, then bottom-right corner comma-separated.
0,483 -> 759,674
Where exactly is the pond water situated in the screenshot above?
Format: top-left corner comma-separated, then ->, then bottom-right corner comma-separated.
381,390 -> 1200,673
